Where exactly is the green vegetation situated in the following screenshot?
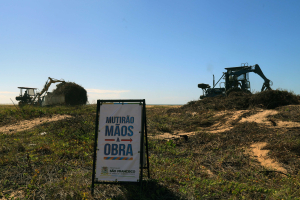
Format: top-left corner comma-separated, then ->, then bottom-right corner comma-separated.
147,106 -> 300,200
1,100 -> 300,199
0,105 -> 96,199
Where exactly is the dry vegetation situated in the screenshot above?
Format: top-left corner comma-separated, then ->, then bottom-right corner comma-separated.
1,89 -> 300,199
52,82 -> 87,106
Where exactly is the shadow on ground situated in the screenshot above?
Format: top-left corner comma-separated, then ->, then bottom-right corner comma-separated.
111,179 -> 183,200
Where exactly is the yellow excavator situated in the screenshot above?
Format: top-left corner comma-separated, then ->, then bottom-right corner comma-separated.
16,77 -> 65,106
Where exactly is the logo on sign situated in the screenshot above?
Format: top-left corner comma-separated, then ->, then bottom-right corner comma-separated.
101,167 -> 108,175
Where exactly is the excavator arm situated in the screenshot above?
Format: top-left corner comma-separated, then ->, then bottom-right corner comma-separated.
227,64 -> 272,92
31,77 -> 65,105
252,64 -> 272,91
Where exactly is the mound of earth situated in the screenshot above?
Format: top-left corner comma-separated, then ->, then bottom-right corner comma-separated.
52,82 -> 87,105
173,89 -> 299,113
250,89 -> 299,109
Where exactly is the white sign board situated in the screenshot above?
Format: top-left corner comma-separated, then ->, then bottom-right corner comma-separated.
95,103 -> 142,182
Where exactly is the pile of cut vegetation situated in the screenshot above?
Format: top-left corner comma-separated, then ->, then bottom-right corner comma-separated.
249,89 -> 299,109
52,82 -> 87,106
172,89 -> 299,113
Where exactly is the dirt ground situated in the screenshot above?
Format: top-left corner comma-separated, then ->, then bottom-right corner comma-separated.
2,105 -> 297,179
0,115 -> 72,134
1,94 -> 299,192
0,190 -> 24,200
246,142 -> 288,174
154,106 -> 300,139
152,105 -> 300,177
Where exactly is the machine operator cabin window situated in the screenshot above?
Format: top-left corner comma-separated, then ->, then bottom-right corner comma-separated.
28,89 -> 35,96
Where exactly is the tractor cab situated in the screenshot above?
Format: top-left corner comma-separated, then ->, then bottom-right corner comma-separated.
16,87 -> 37,105
224,65 -> 251,92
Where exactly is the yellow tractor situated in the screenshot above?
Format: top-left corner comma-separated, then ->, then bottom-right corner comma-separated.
16,77 -> 65,106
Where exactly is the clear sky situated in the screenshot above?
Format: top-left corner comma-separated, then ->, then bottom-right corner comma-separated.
1,0 -> 300,105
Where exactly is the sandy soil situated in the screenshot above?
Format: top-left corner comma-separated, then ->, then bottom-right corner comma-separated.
240,109 -> 300,128
200,166 -> 215,177
245,142 -> 287,174
208,108 -> 300,133
152,131 -> 196,140
209,109 -> 300,133
240,110 -> 276,124
152,110 -> 249,139
207,110 -> 249,133
152,107 -> 300,175
0,190 -> 25,200
0,115 -> 72,134
152,107 -> 300,140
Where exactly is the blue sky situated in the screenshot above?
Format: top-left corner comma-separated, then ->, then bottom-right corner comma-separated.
1,0 -> 300,104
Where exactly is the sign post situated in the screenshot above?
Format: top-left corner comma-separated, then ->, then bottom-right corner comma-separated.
91,99 -> 150,195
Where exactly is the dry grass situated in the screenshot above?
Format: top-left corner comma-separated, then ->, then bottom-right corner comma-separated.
1,89 -> 300,199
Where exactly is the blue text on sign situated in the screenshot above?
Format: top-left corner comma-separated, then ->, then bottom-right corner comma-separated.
105,125 -> 133,136
104,144 -> 133,156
